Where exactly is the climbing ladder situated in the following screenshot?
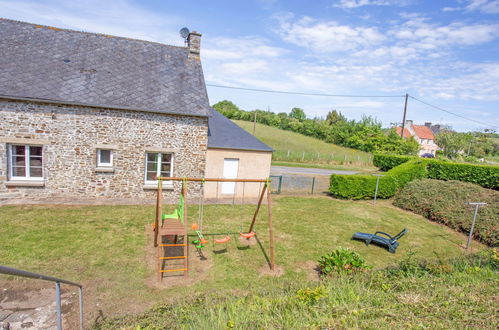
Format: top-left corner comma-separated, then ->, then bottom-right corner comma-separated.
157,218 -> 188,280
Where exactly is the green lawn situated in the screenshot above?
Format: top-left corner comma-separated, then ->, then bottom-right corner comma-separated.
233,120 -> 374,167
0,197 -> 490,327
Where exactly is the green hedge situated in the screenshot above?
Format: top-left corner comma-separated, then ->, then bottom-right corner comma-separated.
329,160 -> 427,199
427,161 -> 499,190
373,154 -> 412,171
394,179 -> 498,247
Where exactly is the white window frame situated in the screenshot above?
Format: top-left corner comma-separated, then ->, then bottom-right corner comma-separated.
144,152 -> 174,185
8,144 -> 44,181
97,149 -> 113,167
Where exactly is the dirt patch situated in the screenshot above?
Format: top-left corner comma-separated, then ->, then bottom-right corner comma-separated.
258,264 -> 285,277
144,225 -> 213,289
300,260 -> 322,281
238,235 -> 257,246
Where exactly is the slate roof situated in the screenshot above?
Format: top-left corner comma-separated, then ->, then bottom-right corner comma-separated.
208,108 -> 273,152
0,19 -> 210,117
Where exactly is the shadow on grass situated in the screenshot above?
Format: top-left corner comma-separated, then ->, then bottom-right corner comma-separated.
255,235 -> 271,268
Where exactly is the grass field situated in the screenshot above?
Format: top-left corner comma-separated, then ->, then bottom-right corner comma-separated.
0,196 -> 491,328
233,120 -> 374,168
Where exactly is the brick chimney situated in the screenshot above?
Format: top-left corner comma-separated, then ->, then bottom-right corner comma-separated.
187,31 -> 201,60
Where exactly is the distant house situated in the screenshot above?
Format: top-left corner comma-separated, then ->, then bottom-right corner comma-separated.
396,120 -> 439,156
0,19 -> 271,202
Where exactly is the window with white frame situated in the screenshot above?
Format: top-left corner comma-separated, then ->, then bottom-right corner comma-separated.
8,144 -> 43,180
145,152 -> 173,184
97,149 -> 113,167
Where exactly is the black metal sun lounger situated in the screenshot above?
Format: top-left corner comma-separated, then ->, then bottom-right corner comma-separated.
352,228 -> 408,253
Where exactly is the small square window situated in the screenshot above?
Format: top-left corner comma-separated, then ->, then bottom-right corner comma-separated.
97,149 -> 113,167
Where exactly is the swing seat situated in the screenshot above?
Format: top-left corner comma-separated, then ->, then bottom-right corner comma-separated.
239,232 -> 256,238
214,236 -> 231,244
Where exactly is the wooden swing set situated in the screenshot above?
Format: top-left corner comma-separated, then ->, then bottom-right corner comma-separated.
153,177 -> 275,281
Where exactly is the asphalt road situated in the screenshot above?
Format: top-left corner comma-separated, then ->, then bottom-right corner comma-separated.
270,165 -> 358,176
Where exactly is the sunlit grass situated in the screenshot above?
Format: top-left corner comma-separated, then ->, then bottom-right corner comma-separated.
0,196 -> 486,326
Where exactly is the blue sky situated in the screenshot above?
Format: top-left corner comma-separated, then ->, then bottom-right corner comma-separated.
1,0 -> 499,131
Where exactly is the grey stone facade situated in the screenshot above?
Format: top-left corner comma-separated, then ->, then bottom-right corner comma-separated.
0,99 -> 208,203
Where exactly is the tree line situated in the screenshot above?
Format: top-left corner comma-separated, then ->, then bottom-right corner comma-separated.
213,100 -> 420,155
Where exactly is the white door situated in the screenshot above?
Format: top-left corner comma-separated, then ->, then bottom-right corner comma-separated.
222,158 -> 239,194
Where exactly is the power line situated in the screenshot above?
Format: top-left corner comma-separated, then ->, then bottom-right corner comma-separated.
409,96 -> 499,130
206,84 -> 405,98
206,83 -> 498,129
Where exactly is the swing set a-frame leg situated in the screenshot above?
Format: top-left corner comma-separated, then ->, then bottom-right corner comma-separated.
247,181 -> 275,271
248,183 -> 267,234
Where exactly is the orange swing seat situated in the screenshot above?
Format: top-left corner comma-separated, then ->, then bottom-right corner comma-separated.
239,232 -> 256,238
214,236 -> 231,244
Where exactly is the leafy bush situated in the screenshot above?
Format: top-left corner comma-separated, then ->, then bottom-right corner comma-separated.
394,179 -> 499,246
427,161 -> 499,190
373,154 -> 413,171
329,159 -> 427,199
295,286 -> 327,305
318,248 -> 369,275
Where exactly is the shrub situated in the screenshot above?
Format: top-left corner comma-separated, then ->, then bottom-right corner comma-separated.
329,159 -> 427,199
427,161 -> 499,190
394,179 -> 499,246
318,248 -> 369,275
373,154 -> 413,171
295,286 -> 327,305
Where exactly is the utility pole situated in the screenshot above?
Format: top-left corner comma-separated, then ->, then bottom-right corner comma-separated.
252,111 -> 257,135
400,93 -> 409,138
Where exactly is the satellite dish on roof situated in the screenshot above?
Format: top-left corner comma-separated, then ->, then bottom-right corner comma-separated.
179,27 -> 190,39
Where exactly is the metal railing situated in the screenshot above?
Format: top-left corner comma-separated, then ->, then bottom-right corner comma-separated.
0,265 -> 83,330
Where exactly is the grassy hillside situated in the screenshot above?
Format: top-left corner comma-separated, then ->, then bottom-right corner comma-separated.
232,120 -> 373,167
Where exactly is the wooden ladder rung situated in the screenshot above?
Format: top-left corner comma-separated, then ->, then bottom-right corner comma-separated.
160,268 -> 187,273
160,256 -> 186,259
159,244 -> 187,247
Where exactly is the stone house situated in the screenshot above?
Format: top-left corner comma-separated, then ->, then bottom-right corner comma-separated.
0,19 -> 271,203
396,120 -> 439,156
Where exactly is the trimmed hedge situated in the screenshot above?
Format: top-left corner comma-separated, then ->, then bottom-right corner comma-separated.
427,161 -> 499,190
373,154 -> 412,171
329,159 -> 427,199
394,179 -> 498,247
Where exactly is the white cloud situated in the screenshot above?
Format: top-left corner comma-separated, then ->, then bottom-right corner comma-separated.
466,0 -> 499,14
277,16 -> 385,53
203,37 -> 287,60
333,0 -> 411,9
0,0 -> 183,45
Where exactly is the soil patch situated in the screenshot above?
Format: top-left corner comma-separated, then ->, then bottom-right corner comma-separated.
144,225 -> 213,289
258,264 -> 285,277
301,260 -> 322,281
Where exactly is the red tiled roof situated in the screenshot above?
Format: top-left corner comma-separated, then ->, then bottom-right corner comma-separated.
396,127 -> 412,138
413,125 -> 435,140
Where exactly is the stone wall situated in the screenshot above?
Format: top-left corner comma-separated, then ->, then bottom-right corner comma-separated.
0,99 -> 208,203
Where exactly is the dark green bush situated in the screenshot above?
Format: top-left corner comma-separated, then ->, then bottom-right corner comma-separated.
373,154 -> 413,171
329,159 -> 427,199
318,248 -> 369,275
394,179 -> 499,247
427,161 -> 499,190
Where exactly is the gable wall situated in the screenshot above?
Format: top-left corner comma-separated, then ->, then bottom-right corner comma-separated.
0,99 -> 208,203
